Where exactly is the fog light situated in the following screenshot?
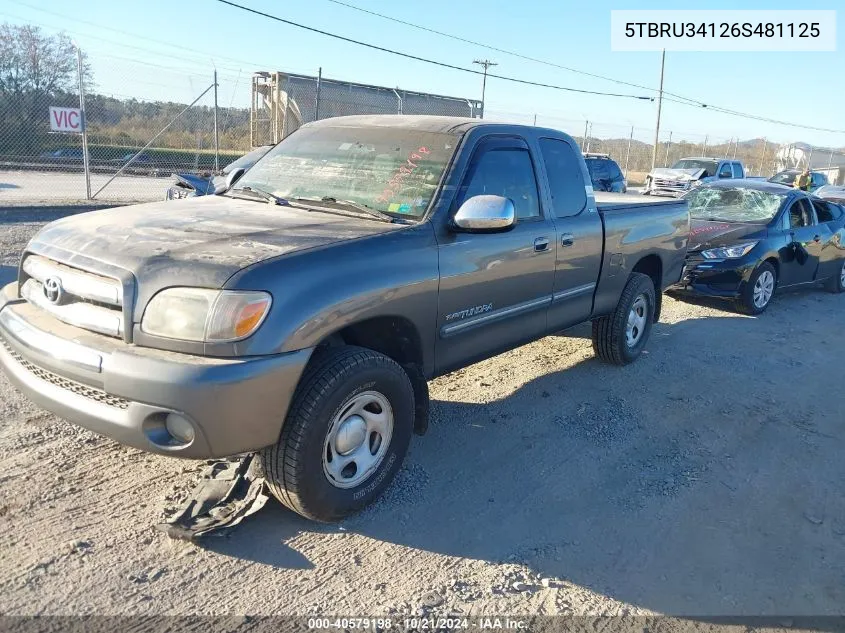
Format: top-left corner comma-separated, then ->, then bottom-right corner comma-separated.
165,413 -> 195,444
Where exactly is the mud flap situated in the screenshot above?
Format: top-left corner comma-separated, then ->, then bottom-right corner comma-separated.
156,454 -> 268,541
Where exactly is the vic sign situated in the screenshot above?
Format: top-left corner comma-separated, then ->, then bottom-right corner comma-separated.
49,107 -> 84,133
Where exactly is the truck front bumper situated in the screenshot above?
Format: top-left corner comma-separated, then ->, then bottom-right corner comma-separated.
0,284 -> 312,459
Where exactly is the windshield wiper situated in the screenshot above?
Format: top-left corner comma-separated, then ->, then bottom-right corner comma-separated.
291,196 -> 395,223
229,186 -> 288,205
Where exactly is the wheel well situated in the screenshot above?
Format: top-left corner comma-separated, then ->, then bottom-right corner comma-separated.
764,257 -> 779,278
318,316 -> 429,435
632,255 -> 663,322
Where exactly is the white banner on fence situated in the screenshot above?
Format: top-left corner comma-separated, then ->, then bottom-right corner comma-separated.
49,106 -> 84,133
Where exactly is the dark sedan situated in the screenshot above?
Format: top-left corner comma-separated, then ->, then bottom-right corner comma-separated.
673,179 -> 845,314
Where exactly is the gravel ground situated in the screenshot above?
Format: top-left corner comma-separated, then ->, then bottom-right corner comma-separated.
1,205 -> 844,619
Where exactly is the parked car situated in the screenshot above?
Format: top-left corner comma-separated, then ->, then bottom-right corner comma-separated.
583,153 -> 627,193
767,169 -> 829,192
815,185 -> 845,204
165,145 -> 274,200
0,115 -> 688,522
644,157 -> 745,196
39,148 -> 84,161
112,151 -> 154,166
672,179 -> 845,314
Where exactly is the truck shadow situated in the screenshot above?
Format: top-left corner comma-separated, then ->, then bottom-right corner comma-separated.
211,292 -> 845,616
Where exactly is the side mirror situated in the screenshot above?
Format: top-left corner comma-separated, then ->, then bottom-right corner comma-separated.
224,167 -> 246,191
452,195 -> 515,232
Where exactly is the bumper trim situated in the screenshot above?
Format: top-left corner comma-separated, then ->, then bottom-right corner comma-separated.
0,308 -> 102,372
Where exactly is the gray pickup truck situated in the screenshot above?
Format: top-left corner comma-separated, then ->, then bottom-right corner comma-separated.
0,116 -> 688,521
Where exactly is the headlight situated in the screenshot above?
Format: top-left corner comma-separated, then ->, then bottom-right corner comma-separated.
701,241 -> 758,260
141,288 -> 272,342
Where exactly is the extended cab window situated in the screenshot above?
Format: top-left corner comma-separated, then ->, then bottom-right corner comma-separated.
459,147 -> 540,220
539,138 -> 587,218
732,163 -> 744,178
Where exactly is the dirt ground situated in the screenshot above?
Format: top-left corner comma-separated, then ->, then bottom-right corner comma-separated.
0,205 -> 844,619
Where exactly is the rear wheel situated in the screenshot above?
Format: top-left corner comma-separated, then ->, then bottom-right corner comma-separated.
736,262 -> 776,314
258,346 -> 414,522
592,272 -> 656,365
824,258 -> 845,293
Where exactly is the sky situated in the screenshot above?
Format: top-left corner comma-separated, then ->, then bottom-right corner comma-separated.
1,0 -> 842,147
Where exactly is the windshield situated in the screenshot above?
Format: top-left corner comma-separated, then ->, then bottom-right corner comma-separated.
234,125 -> 459,219
685,186 -> 785,223
223,145 -> 273,174
671,159 -> 718,176
768,171 -> 797,185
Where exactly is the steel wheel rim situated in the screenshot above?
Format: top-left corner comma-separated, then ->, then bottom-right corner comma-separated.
323,390 -> 394,489
840,261 -> 845,286
625,294 -> 648,348
753,270 -> 775,308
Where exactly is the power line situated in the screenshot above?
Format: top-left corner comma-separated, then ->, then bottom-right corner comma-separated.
323,0 -> 845,135
323,0 -> 688,102
213,0 -> 653,101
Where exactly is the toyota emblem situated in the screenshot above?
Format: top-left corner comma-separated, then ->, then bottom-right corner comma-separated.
43,277 -> 63,304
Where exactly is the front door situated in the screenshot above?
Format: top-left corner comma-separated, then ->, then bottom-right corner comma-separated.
435,137 -> 556,374
780,198 -> 825,286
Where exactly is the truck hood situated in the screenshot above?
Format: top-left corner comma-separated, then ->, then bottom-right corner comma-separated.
688,219 -> 768,252
29,195 -> 404,299
651,167 -> 706,181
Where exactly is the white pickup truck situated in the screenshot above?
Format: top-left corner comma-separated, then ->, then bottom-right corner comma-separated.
644,157 -> 746,197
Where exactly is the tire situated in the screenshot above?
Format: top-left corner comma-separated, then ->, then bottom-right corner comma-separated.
592,272 -> 656,365
258,346 -> 414,522
824,258 -> 845,293
735,261 -> 777,315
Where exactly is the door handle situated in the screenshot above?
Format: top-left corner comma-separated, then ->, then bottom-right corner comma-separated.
560,233 -> 575,247
534,237 -> 550,252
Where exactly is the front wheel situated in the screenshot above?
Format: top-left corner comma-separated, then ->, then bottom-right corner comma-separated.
736,262 -> 776,314
592,272 -> 656,365
824,258 -> 845,293
259,346 -> 414,522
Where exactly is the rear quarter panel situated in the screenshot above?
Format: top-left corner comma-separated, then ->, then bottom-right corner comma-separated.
592,197 -> 689,317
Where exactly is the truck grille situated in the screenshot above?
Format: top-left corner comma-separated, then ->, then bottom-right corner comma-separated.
653,178 -> 691,192
0,337 -> 129,409
20,255 -> 125,339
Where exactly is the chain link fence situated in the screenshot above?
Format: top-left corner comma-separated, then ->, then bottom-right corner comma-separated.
2,44 -> 843,204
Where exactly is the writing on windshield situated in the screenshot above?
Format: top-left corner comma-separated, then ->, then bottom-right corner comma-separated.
235,126 -> 458,219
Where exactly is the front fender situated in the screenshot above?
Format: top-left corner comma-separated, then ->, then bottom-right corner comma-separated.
225,222 -> 440,376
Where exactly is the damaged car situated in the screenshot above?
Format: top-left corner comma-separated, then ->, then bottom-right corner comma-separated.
644,157 -> 745,197
165,145 -> 274,200
672,179 -> 845,314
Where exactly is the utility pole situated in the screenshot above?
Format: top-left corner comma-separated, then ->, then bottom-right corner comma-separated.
650,49 -> 665,171
624,125 -> 634,179
315,67 -> 322,120
664,131 -> 672,167
758,138 -> 768,176
473,59 -> 497,119
213,69 -> 219,171
75,43 -> 91,200
583,120 -> 589,150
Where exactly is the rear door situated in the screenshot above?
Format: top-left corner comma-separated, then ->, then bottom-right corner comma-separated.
435,136 -> 556,373
732,162 -> 745,179
780,197 -> 825,286
810,198 -> 842,280
538,138 -> 604,331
